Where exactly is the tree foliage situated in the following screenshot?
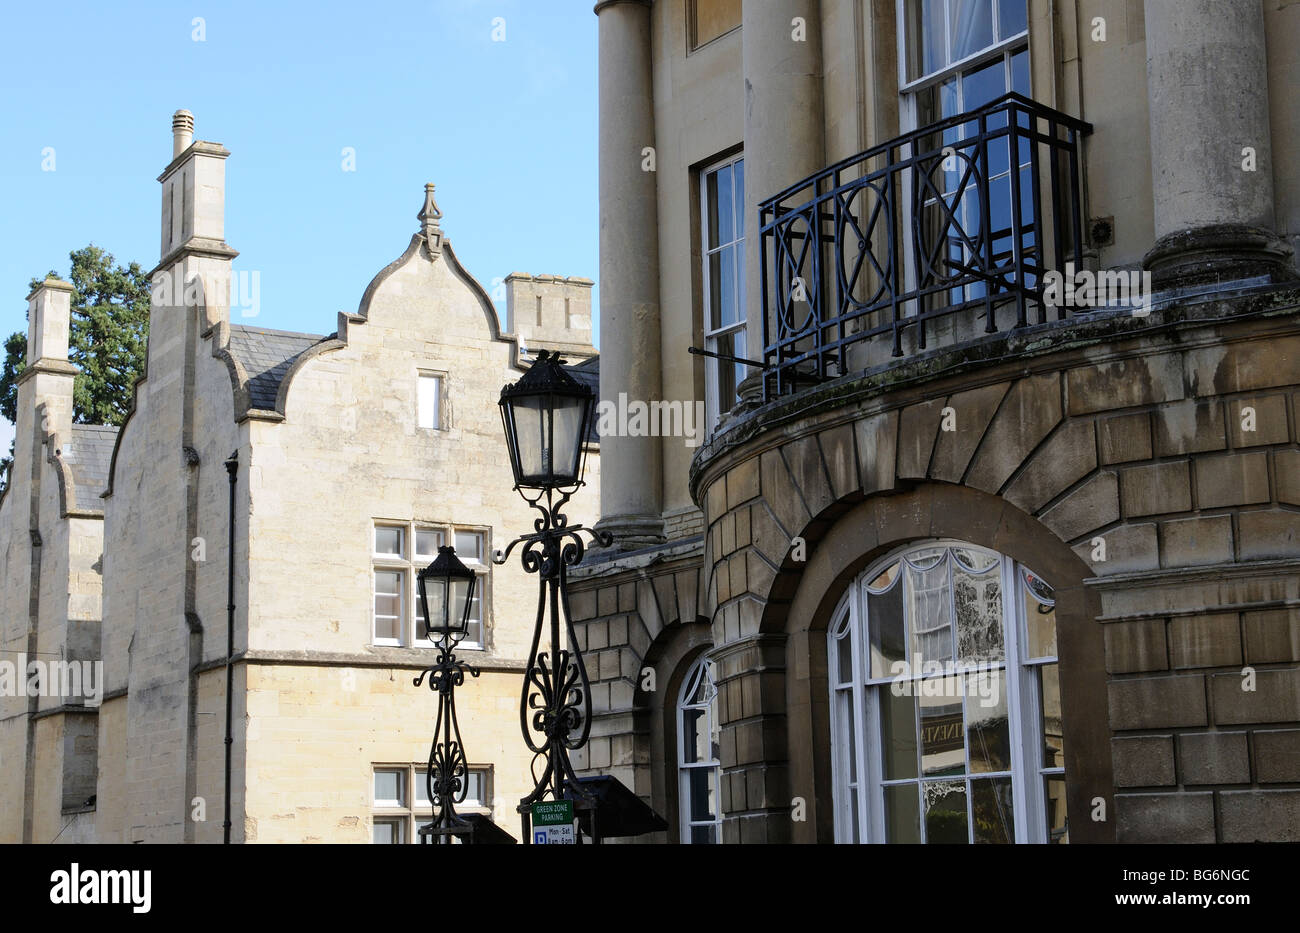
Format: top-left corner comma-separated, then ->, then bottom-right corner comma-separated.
0,245 -> 150,490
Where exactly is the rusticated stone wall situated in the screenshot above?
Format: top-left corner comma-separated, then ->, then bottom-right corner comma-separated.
573,286 -> 1300,843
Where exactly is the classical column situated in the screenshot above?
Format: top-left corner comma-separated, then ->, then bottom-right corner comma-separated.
1142,0 -> 1294,285
736,0 -> 826,409
593,0 -> 665,547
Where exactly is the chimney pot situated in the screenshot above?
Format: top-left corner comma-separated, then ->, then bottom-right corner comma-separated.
172,109 -> 194,158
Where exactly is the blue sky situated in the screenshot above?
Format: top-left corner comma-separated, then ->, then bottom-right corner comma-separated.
0,0 -> 600,452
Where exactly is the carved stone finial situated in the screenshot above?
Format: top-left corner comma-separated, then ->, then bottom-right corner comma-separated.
418,183 -> 444,259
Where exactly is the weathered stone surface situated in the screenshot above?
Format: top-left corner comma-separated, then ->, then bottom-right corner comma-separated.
929,382 -> 1009,482
817,424 -> 858,501
855,410 -> 898,495
1066,352 -> 1184,415
1116,792 -> 1214,843
1038,471 -> 1119,542
1109,674 -> 1207,730
759,448 -> 810,540
1112,735 -> 1175,786
1254,729 -> 1300,783
675,567 -> 700,624
597,584 -> 618,617
746,548 -> 777,602
1168,613 -> 1242,669
1219,790 -> 1300,842
967,371 -> 1066,493
1003,420 -> 1097,512
1236,509 -> 1300,560
1178,731 -> 1249,785
1277,450 -> 1300,506
1227,395 -> 1290,447
966,373 -> 1062,493
726,456 -> 760,510
720,511 -> 736,554
705,476 -> 726,521
1194,450 -> 1269,508
1098,412 -> 1153,464
1211,668 -> 1300,724
1105,619 -> 1168,673
1152,399 -> 1226,456
1071,522 -> 1160,574
1121,461 -> 1191,517
895,398 -> 946,479
782,435 -> 835,520
1243,608 -> 1300,663
734,507 -> 751,548
569,587 -> 597,622
750,500 -> 792,567
1159,515 -> 1234,568
1187,336 -> 1300,395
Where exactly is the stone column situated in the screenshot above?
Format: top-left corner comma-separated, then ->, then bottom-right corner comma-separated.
1142,0 -> 1294,285
594,0 -> 665,547
736,0 -> 826,410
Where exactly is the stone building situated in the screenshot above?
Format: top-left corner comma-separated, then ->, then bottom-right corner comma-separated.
573,0 -> 1300,844
0,112 -> 599,843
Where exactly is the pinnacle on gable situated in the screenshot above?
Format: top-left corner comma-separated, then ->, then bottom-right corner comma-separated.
418,183 -> 443,259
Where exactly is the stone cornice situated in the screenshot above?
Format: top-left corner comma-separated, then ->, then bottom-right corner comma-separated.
571,535 -> 703,582
25,277 -> 73,301
593,0 -> 651,14
156,139 -> 230,183
150,236 -> 239,276
14,358 -> 78,385
688,282 -> 1300,502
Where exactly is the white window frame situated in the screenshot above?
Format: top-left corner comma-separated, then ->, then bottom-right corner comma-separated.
828,539 -> 1064,844
372,526 -> 407,646
700,153 -> 746,432
371,521 -> 490,649
372,763 -> 493,844
677,655 -> 722,844
417,371 -> 446,431
895,0 -> 1031,314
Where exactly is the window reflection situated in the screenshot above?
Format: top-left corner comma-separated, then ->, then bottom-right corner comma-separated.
829,542 -> 1067,843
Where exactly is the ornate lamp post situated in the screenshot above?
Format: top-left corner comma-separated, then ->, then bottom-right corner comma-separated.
413,545 -> 481,844
495,350 -> 609,843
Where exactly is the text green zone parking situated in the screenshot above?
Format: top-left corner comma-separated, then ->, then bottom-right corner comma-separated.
531,800 -> 576,845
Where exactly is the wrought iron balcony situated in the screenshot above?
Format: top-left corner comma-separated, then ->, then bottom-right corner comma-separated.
760,93 -> 1092,399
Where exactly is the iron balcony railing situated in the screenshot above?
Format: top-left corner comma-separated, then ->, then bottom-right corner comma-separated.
759,92 -> 1092,399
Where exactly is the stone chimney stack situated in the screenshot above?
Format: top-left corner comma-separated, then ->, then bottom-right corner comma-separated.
155,110 -> 237,331
13,279 -> 77,481
26,278 -> 73,366
504,273 -> 596,359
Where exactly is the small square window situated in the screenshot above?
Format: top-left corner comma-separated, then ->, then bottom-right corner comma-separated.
373,819 -> 404,844
374,769 -> 405,807
416,528 -> 444,561
375,526 -> 404,557
454,530 -> 483,563
418,374 -> 443,430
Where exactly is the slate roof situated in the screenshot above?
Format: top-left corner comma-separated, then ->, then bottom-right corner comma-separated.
226,325 -> 330,411
564,355 -> 601,443
64,424 -> 119,511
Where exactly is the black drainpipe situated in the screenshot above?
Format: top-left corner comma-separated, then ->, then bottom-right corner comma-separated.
223,452 -> 239,844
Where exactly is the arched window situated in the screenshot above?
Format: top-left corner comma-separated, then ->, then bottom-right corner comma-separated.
677,655 -> 721,843
828,541 -> 1066,843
